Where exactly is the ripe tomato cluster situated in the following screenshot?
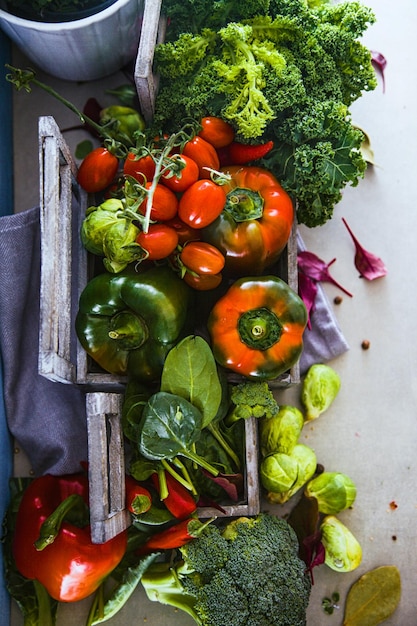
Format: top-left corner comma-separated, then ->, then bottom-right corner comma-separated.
76,116 -> 277,290
76,117 -> 245,290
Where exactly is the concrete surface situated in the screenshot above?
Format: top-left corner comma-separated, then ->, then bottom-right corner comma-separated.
8,0 -> 417,623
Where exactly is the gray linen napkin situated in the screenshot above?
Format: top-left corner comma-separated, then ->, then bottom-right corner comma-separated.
0,206 -> 88,476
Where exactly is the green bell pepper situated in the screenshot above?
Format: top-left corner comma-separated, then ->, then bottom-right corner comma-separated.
75,265 -> 192,381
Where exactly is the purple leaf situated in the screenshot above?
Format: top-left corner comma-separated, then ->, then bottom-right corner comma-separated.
298,271 -> 318,330
201,470 -> 242,501
298,251 -> 353,297
371,50 -> 387,93
342,218 -> 388,280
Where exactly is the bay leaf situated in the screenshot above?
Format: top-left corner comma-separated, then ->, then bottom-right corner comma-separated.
343,565 -> 401,626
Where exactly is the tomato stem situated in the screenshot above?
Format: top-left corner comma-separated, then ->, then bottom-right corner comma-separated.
5,65 -> 107,138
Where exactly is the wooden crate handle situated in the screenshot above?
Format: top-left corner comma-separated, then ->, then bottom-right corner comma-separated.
86,392 -> 131,543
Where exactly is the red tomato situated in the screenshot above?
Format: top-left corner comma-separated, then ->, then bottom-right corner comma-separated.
178,179 -> 226,229
165,216 -> 200,246
161,155 -> 199,193
182,136 -> 220,179
183,272 -> 223,291
77,147 -> 119,193
136,224 -> 179,261
180,241 -> 225,275
138,182 -> 179,222
123,153 -> 156,183
198,117 -> 235,149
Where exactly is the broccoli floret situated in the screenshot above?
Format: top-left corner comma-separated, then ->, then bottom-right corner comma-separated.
141,514 -> 311,626
225,380 -> 279,425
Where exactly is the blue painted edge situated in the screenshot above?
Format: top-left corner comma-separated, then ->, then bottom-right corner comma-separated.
0,30 -> 14,216
0,30 -> 14,620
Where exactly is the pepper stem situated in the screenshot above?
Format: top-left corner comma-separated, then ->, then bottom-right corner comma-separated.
225,187 -> 264,222
34,494 -> 86,551
108,311 -> 149,350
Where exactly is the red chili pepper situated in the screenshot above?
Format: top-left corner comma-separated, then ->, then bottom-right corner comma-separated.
12,473 -> 127,602
151,471 -> 197,520
125,474 -> 152,515
136,517 -> 210,555
218,140 -> 274,166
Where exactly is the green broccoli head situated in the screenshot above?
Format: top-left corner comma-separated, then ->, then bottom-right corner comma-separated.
179,514 -> 311,626
226,381 -> 279,424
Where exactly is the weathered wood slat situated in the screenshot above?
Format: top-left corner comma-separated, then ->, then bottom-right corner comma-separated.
86,393 -> 131,543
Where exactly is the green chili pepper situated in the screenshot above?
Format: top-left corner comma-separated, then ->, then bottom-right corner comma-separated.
75,265 -> 192,381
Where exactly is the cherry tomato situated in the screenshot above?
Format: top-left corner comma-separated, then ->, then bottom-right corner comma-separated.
180,241 -> 225,275
165,216 -> 200,246
183,272 -> 223,291
198,117 -> 235,149
123,153 -> 156,183
136,224 -> 179,261
178,179 -> 226,229
77,147 -> 119,193
138,182 -> 179,222
182,136 -> 220,179
161,154 -> 199,193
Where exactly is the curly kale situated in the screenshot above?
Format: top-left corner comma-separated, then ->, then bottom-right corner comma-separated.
152,1 -> 377,227
141,514 -> 311,626
161,0 -> 272,40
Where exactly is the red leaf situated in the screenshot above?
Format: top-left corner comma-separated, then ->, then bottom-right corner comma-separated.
371,50 -> 387,93
342,218 -> 388,280
298,251 -> 353,297
201,470 -> 243,501
298,271 -> 318,330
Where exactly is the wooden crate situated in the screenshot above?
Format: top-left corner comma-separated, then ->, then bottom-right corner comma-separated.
37,7 -> 300,537
38,120 -> 263,543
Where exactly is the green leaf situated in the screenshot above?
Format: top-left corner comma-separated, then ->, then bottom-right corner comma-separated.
160,335 -> 222,428
75,139 -> 93,160
91,555 -> 158,624
139,392 -> 203,461
343,566 -> 401,626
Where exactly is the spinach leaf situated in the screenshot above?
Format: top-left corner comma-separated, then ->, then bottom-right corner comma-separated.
139,392 -> 218,475
160,335 -> 222,428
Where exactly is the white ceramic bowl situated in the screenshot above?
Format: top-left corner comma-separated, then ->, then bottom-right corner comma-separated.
0,0 -> 143,81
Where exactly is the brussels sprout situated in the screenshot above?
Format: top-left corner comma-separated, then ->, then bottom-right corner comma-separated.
301,363 -> 341,421
260,452 -> 298,494
320,515 -> 362,572
81,198 -> 124,256
305,472 -> 357,514
103,220 -> 143,273
263,444 -> 317,504
259,405 -> 304,457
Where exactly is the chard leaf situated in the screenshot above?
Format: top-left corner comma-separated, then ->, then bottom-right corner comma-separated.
343,566 -> 401,626
90,555 -> 158,625
161,335 -> 222,428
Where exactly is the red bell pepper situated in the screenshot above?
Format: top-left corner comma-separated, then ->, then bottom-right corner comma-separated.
12,473 -> 127,602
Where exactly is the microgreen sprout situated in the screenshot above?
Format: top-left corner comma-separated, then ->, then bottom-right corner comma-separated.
322,592 -> 340,615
